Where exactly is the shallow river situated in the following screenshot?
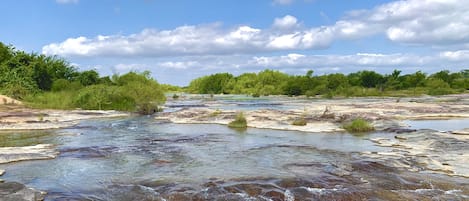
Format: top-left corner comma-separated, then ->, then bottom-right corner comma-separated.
0,98 -> 469,200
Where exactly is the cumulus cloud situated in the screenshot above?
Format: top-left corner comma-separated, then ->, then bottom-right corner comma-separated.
353,0 -> 469,45
44,0 -> 469,58
56,0 -> 79,4
42,21 -> 339,57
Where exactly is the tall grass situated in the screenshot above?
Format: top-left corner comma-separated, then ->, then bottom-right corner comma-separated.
24,91 -> 76,109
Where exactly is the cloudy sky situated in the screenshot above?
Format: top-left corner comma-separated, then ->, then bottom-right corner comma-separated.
2,0 -> 469,85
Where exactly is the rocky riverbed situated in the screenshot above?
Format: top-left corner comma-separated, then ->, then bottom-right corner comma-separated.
157,93 -> 469,133
0,98 -> 129,200
1,94 -> 469,200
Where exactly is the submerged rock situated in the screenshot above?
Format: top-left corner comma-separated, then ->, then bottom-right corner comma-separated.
0,182 -> 46,201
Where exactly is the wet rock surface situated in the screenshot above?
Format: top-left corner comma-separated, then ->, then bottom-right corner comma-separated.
0,182 -> 46,201
367,129 -> 469,178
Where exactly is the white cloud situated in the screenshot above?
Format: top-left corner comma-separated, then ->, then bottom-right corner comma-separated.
56,0 -> 79,4
273,15 -> 299,30
42,21 -> 340,57
440,50 -> 469,61
361,0 -> 469,45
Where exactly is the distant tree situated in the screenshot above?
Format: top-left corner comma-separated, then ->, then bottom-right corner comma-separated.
384,69 -> 402,90
430,70 -> 451,84
77,70 -> 100,86
404,71 -> 426,88
326,73 -> 348,90
358,70 -> 384,88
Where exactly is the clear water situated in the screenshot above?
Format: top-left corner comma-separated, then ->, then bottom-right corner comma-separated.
404,118 -> 469,131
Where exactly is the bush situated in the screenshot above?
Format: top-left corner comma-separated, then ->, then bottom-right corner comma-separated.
74,85 -> 135,111
228,112 -> 247,128
343,118 -> 374,133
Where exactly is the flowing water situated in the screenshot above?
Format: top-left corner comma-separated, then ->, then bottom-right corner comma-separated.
1,98 -> 469,200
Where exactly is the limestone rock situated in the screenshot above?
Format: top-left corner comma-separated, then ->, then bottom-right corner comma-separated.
0,144 -> 58,164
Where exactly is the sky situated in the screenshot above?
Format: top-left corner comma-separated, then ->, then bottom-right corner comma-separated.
1,0 -> 469,86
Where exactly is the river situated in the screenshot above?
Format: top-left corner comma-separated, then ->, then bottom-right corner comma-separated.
0,96 -> 469,200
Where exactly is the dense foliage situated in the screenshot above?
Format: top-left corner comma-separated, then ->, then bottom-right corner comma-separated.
0,42 -> 165,114
187,69 -> 469,97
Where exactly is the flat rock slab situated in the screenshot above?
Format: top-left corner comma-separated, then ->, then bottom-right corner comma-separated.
451,128 -> 469,135
0,109 -> 128,130
0,182 -> 46,201
0,144 -> 59,164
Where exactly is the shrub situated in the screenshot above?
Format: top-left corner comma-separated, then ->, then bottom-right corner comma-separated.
228,112 -> 247,128
343,118 -> 374,133
74,85 -> 135,111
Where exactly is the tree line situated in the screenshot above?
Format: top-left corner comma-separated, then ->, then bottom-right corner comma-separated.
0,42 -> 165,114
187,69 -> 469,97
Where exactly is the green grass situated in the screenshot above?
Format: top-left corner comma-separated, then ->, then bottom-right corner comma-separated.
24,91 -> 76,109
343,118 -> 374,133
228,112 -> 247,128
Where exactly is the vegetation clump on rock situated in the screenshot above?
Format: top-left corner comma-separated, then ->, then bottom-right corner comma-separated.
343,118 -> 375,133
228,112 -> 247,128
292,116 -> 307,126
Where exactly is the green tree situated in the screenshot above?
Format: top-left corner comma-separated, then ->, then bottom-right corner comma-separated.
359,70 -> 384,88
77,70 -> 100,86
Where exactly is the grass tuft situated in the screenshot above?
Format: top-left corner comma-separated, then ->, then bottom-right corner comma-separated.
343,118 -> 374,133
228,112 -> 247,128
292,117 -> 307,126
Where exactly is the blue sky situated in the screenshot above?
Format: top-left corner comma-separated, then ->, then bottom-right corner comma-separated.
1,0 -> 469,85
